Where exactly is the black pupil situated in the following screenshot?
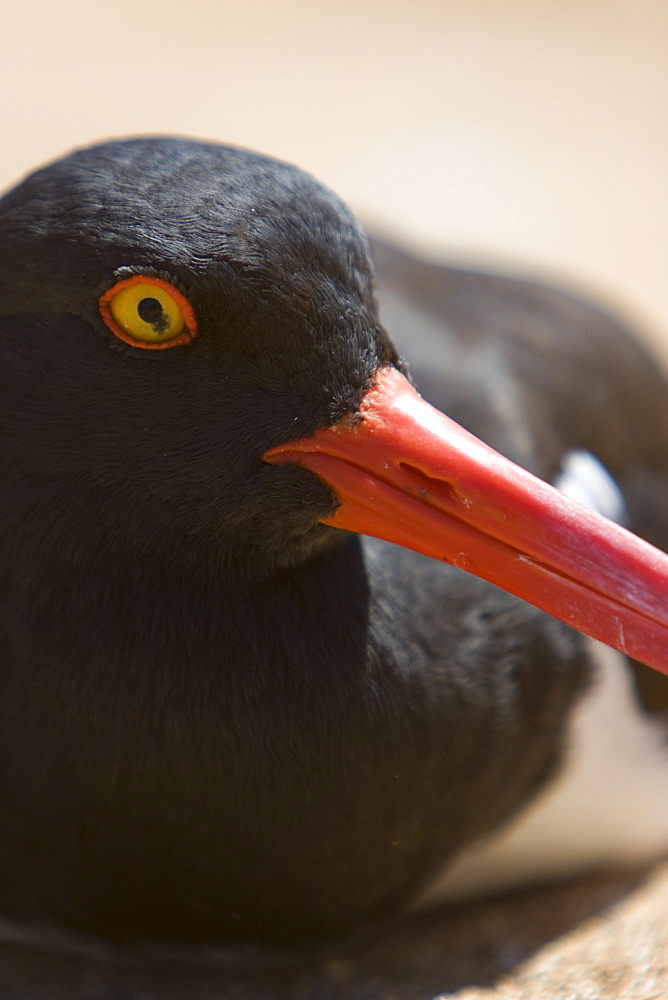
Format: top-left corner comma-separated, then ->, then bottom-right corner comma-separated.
137,297 -> 170,333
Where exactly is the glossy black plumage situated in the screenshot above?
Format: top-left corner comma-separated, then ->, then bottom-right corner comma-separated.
0,138 -> 666,952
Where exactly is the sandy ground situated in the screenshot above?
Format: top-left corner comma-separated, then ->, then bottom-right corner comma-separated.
1,3 -> 667,997
0,863 -> 667,998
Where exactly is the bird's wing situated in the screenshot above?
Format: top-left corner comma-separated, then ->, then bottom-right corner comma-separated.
373,237 -> 668,711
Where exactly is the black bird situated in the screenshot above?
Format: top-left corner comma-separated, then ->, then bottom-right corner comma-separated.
0,137 -> 667,956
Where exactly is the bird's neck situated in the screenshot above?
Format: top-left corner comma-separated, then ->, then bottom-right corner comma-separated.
2,531 -> 371,717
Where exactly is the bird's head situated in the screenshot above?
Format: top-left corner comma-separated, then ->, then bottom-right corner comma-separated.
0,137 -> 398,572
1,137 -> 667,668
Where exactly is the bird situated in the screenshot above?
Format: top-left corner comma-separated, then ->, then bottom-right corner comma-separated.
0,136 -> 667,961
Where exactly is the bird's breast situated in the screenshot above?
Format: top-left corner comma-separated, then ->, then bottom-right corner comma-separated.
0,536 -> 589,946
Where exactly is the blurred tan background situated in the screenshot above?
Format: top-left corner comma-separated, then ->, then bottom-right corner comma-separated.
2,0 -> 666,358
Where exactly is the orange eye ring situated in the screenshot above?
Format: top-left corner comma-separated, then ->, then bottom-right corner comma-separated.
99,275 -> 198,350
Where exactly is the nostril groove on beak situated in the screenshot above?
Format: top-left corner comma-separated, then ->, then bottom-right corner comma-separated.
397,462 -> 464,506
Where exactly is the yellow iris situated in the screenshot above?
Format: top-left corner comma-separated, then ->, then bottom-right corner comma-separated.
99,274 -> 198,350
108,282 -> 185,343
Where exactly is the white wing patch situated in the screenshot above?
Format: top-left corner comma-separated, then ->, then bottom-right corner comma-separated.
555,449 -> 626,523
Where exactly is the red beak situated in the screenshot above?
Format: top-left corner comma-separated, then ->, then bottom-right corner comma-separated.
264,367 -> 668,674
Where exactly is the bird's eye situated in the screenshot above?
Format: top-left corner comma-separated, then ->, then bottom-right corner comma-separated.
99,275 -> 197,350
